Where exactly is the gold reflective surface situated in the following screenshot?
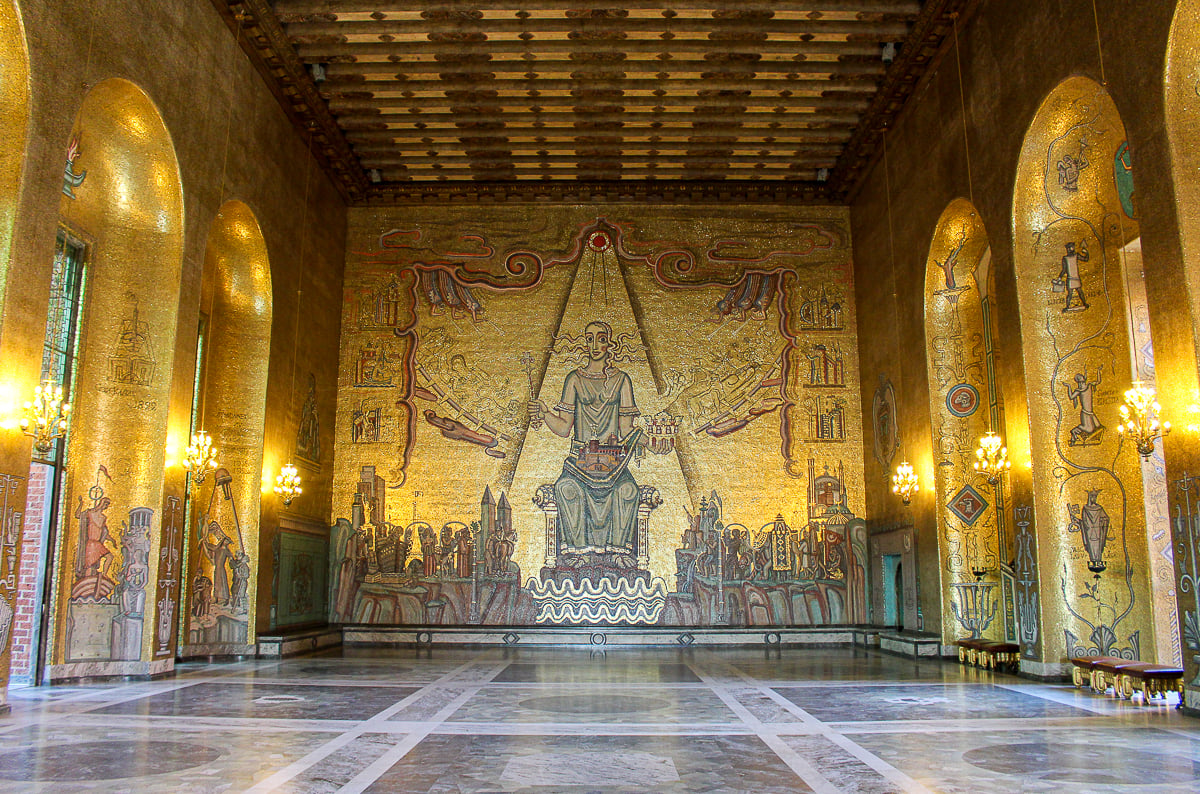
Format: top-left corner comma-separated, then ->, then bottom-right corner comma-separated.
50,78 -> 184,674
1012,76 -> 1156,664
181,200 -> 271,655
922,199 -> 1012,646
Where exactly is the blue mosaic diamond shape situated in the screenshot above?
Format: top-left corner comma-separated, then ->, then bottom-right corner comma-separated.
502,632 -> 521,645
677,633 -> 695,646
948,483 -> 989,525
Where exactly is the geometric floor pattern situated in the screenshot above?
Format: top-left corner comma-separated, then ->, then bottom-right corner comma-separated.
2,647 -> 1198,792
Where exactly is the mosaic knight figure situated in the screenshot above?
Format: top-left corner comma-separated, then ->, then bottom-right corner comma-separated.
529,320 -> 669,569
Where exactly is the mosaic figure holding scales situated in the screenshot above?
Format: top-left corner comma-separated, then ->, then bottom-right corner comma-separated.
529,320 -> 671,569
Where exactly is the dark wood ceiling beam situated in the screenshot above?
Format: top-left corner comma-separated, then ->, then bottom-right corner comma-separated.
363,153 -> 840,166
291,38 -> 886,58
828,0 -> 972,197
322,60 -> 887,77
319,77 -> 878,94
380,168 -> 828,179
364,180 -> 828,205
287,20 -> 910,38
336,110 -> 859,125
346,127 -> 853,141
210,0 -> 369,201
327,95 -> 872,112
354,144 -> 847,158
276,1 -> 921,20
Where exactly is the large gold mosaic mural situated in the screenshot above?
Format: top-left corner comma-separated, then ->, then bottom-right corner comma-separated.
331,207 -> 866,626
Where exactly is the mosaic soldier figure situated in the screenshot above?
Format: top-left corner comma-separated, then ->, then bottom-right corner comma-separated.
1053,241 -> 1090,312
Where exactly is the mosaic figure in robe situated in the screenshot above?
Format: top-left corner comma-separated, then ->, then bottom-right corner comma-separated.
529,321 -> 667,568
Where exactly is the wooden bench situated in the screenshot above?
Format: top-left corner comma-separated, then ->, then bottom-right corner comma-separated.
1115,663 -> 1185,707
1090,657 -> 1147,695
956,638 -> 1019,671
975,641 -> 1019,671
955,638 -> 989,665
1069,655 -> 1128,690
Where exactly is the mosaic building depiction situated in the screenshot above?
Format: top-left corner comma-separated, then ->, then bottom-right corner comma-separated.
331,212 -> 867,628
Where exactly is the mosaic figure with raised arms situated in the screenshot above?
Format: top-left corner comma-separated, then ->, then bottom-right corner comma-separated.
529,320 -> 671,570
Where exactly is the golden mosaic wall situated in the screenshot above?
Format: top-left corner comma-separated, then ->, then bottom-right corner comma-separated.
50,78 -> 184,675
332,205 -> 867,627
179,201 -> 272,657
1012,76 -> 1158,663
922,199 -> 1016,647
0,0 -> 29,696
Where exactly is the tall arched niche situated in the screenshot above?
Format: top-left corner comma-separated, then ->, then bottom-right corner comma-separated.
1163,0 -> 1200,687
0,0 -> 28,323
0,0 -> 30,701
181,200 -> 272,656
1165,0 -> 1200,364
922,199 -> 1023,650
50,78 -> 184,678
1011,75 -> 1163,669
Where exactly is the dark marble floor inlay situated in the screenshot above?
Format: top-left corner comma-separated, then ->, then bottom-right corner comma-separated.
493,661 -> 701,684
362,733 -> 811,793
4,647 -> 1196,792
518,693 -> 671,714
91,682 -> 417,721
0,741 -> 222,781
963,741 -> 1200,785
775,683 -> 1092,722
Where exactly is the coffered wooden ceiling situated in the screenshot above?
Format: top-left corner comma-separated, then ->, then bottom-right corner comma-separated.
215,1 -> 971,204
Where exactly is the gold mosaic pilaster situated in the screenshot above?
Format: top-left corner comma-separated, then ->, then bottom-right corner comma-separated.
923,199 -> 1011,646
49,79 -> 184,676
1012,76 -> 1155,667
0,0 -> 29,698
1165,0 -> 1200,705
0,0 -> 28,326
180,201 -> 271,655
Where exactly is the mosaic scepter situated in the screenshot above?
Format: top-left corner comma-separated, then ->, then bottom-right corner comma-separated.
522,351 -> 542,429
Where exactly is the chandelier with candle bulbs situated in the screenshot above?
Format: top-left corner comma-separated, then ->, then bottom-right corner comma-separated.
21,380 -> 70,454
1117,381 -> 1170,459
184,430 -> 219,483
892,461 -> 919,505
973,430 -> 1010,486
274,462 -> 302,507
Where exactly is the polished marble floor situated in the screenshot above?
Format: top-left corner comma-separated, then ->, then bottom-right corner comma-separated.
1,646 -> 1198,792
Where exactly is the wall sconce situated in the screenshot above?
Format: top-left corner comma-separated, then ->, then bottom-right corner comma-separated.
274,462 -> 302,507
184,430 -> 219,483
892,460 -> 919,505
973,430 -> 1010,486
21,380 -> 70,454
1117,382 -> 1170,459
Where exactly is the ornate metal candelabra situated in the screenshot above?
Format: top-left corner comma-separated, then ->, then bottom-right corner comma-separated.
21,380 -> 70,454
892,460 -> 919,505
273,462 -> 302,507
1117,382 -> 1170,459
183,430 -> 219,483
973,430 -> 1010,486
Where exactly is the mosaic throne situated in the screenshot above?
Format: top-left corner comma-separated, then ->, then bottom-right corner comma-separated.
533,483 -> 662,585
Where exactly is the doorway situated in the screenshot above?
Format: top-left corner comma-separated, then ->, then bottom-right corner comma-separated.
882,553 -> 903,629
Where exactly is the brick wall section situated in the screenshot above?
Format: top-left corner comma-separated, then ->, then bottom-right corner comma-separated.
11,463 -> 48,679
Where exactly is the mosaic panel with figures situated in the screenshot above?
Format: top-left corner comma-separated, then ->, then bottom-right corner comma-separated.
331,206 -> 864,627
